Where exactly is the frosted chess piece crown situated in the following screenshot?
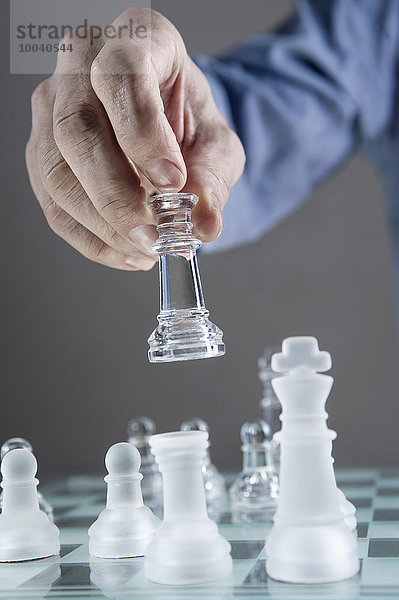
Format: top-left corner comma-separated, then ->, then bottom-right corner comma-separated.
0,448 -> 60,561
0,437 -> 54,522
265,337 -> 359,583
127,416 -> 162,509
147,192 -> 225,362
230,419 -> 278,520
180,418 -> 226,510
144,431 -> 232,585
88,442 -> 160,558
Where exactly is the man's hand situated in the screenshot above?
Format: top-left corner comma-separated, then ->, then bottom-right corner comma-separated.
26,7 -> 245,271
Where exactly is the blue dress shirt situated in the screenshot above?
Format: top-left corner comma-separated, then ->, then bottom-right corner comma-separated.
195,0 -> 399,295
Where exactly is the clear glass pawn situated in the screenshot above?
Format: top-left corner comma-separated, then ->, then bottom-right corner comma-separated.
230,420 -> 279,523
258,347 -> 282,475
0,437 -> 54,522
127,417 -> 162,511
180,418 -> 227,514
147,193 -> 225,363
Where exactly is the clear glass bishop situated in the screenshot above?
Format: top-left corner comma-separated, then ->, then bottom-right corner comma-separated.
147,192 -> 225,363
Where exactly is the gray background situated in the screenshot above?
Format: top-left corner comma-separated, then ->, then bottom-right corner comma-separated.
1,0 -> 399,480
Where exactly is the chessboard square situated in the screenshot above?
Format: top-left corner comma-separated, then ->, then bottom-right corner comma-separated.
51,563 -> 92,587
374,509 -> 399,521
60,544 -> 90,564
362,557 -> 399,586
368,521 -> 399,538
338,485 -> 375,498
60,527 -> 89,545
59,544 -> 81,559
335,468 -> 378,483
378,486 -> 399,495
376,478 -> 399,489
355,507 -> 374,522
379,468 -> 399,478
357,522 -> 369,538
373,495 -> 399,508
348,497 -> 372,508
230,540 -> 264,560
244,558 -> 267,585
357,538 -> 369,559
368,539 -> 399,557
0,557 -> 59,590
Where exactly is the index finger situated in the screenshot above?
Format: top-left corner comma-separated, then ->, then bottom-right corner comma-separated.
53,36 -> 156,244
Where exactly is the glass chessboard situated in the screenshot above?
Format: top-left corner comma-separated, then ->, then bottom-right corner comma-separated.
2,467 -> 399,599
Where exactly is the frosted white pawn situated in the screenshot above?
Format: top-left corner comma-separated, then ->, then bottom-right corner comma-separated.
144,431 -> 232,585
88,442 -> 160,558
230,419 -> 278,517
265,337 -> 359,583
0,448 -> 60,562
180,418 -> 226,508
0,438 -> 54,522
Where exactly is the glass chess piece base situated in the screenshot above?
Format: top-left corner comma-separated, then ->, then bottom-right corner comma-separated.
148,308 -> 225,363
230,468 -> 279,524
230,420 -> 279,523
147,193 -> 225,363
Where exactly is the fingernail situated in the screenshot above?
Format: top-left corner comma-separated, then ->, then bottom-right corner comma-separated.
146,158 -> 185,191
125,255 -> 156,271
129,225 -> 158,256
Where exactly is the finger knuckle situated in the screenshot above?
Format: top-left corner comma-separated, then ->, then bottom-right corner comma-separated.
39,151 -> 70,193
31,79 -> 51,109
42,197 -> 65,230
54,101 -> 105,158
99,196 -> 135,230
54,100 -> 98,140
86,236 -> 111,263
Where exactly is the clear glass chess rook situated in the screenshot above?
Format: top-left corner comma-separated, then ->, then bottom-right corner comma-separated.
147,192 -> 225,363
258,347 -> 281,475
127,416 -> 162,511
180,418 -> 227,516
230,419 -> 279,523
0,437 -> 54,522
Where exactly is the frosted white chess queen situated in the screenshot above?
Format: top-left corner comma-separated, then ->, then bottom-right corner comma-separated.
144,431 -> 232,585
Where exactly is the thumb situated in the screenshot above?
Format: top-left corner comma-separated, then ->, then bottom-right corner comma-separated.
182,124 -> 245,242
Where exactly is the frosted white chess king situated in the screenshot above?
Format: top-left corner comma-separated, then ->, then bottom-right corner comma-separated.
88,442 -> 160,558
144,431 -> 232,585
265,337 -> 360,583
0,448 -> 60,561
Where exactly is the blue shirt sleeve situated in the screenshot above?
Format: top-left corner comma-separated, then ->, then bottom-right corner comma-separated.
195,0 -> 399,253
